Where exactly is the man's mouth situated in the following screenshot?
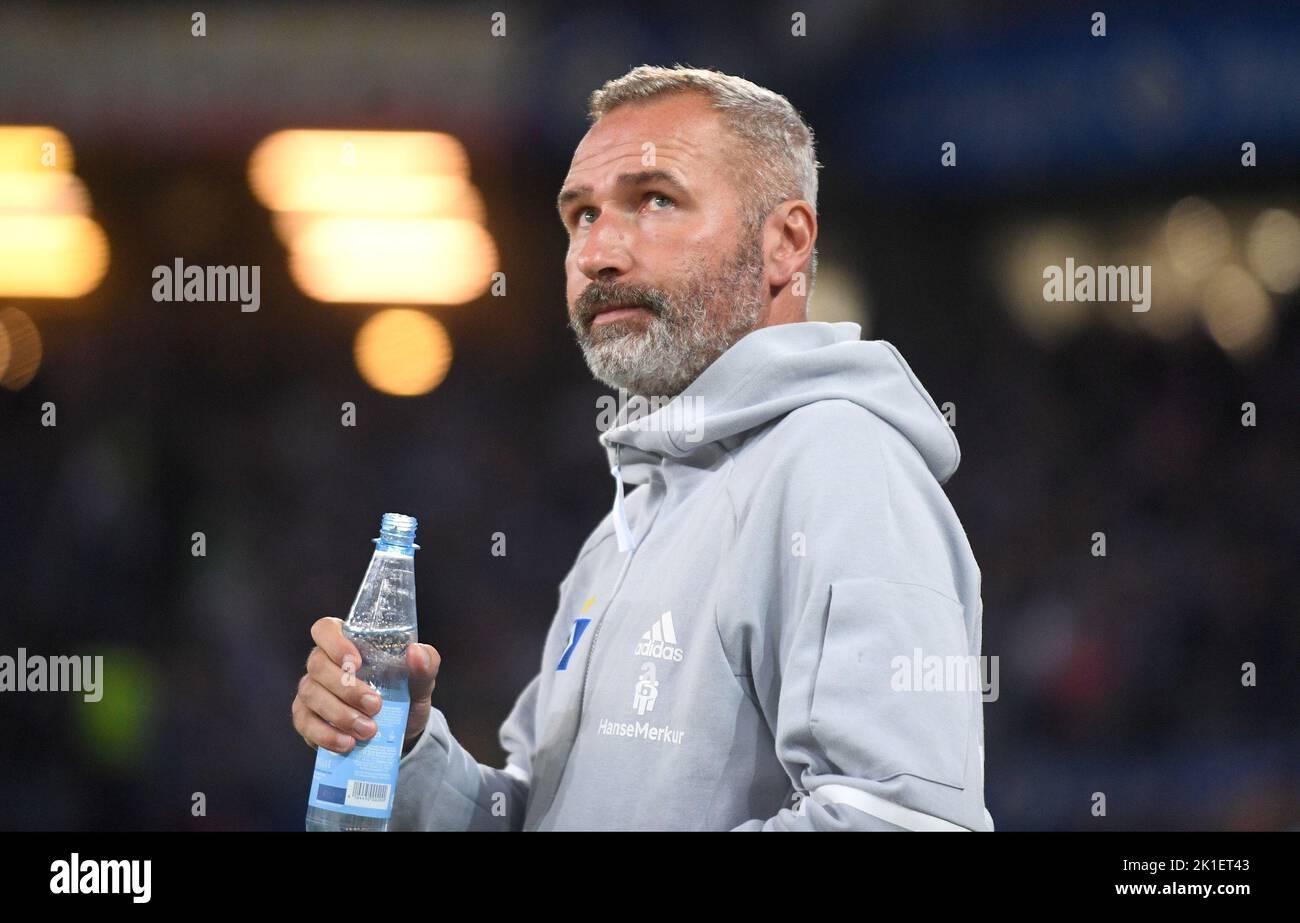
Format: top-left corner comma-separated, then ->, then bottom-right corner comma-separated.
591,304 -> 652,327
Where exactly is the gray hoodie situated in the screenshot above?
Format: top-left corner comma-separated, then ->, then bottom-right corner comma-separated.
391,321 -> 993,831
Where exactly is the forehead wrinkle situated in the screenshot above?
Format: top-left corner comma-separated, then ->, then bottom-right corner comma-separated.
568,136 -> 699,177
559,111 -> 731,215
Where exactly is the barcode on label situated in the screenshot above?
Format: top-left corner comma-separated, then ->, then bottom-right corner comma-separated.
345,780 -> 391,810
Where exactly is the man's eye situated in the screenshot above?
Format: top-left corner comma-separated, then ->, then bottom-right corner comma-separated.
572,194 -> 671,227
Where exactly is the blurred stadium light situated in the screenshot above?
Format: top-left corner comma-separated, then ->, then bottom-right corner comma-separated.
0,126 -> 109,301
353,308 -> 453,397
249,129 -> 496,305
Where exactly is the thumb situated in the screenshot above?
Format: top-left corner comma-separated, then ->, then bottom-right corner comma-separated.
407,643 -> 439,703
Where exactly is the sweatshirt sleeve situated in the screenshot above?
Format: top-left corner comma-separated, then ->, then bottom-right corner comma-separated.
728,578 -> 988,832
724,402 -> 992,832
388,671 -> 539,831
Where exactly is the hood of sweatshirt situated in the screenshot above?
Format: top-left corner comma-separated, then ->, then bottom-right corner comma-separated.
597,321 -> 960,550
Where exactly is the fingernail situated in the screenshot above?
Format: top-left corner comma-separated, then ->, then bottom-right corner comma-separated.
423,647 -> 432,670
361,693 -> 381,713
353,715 -> 377,737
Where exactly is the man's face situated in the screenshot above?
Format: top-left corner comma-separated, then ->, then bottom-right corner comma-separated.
558,92 -> 769,399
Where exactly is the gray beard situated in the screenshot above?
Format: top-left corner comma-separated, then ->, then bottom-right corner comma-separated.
570,227 -> 767,400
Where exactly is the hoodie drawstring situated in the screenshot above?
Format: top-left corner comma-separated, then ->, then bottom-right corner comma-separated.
610,444 -> 637,552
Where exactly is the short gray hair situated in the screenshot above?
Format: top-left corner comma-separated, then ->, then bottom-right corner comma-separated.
587,64 -> 820,287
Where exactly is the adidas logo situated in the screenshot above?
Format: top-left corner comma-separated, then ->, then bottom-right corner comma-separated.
635,611 -> 684,662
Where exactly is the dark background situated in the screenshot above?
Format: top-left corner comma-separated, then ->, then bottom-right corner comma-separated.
1,0 -> 1297,830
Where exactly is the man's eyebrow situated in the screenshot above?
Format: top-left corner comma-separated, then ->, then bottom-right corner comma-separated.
556,169 -> 691,215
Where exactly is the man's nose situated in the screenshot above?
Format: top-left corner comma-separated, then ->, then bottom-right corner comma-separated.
575,216 -> 633,280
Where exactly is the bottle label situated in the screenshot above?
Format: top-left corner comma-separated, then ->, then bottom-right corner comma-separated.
307,692 -> 411,819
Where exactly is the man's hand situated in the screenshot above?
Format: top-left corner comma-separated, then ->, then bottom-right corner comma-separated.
291,616 -> 441,754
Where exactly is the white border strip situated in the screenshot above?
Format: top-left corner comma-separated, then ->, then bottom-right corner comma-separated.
810,784 -> 972,831
502,763 -> 531,786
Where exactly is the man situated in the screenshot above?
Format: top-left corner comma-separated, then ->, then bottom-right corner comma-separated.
293,65 -> 993,831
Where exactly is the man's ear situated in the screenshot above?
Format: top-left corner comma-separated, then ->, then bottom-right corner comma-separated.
765,201 -> 817,291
